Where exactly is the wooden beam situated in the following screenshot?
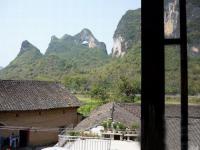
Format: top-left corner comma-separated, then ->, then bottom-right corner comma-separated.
179,0 -> 188,149
164,39 -> 181,45
141,0 -> 165,149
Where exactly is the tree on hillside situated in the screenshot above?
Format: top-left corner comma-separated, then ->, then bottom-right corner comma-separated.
114,76 -> 140,102
90,81 -> 109,102
63,74 -> 89,93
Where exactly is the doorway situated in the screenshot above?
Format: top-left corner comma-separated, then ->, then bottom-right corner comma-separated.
19,130 -> 29,147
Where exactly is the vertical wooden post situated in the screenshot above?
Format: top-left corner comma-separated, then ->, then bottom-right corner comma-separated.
179,0 -> 188,149
141,0 -> 165,149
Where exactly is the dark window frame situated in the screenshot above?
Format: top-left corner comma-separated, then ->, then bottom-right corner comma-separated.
141,0 -> 188,150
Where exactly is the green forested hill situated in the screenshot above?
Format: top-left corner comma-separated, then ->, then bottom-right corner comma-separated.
63,44 -> 141,101
0,29 -> 110,80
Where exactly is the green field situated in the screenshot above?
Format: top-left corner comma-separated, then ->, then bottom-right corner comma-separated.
165,96 -> 200,105
76,94 -> 200,117
76,94 -> 104,117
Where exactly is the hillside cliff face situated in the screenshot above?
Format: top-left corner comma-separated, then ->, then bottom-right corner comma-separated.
74,29 -> 107,51
112,9 -> 141,57
46,28 -> 107,55
112,0 -> 200,57
164,0 -> 180,38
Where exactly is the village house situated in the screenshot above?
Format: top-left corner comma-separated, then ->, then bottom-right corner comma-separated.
0,80 -> 81,148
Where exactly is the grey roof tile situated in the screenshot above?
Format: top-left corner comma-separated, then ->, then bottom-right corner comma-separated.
0,80 -> 80,111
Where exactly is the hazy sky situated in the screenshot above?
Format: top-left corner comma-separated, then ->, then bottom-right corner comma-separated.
0,0 -> 140,67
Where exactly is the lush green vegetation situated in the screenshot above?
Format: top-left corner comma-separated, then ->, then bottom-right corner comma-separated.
76,95 -> 104,117
62,44 -> 141,103
101,119 -> 126,131
64,43 -> 200,102
101,119 -> 139,130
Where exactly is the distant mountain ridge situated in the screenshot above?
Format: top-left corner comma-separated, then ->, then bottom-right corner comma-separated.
0,29 -> 109,80
46,28 -> 107,55
18,40 -> 43,57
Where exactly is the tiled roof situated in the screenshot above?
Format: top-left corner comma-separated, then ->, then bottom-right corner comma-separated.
166,118 -> 200,150
75,102 -> 139,130
118,103 -> 200,150
0,80 -> 80,111
75,102 -> 200,149
118,103 -> 200,118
